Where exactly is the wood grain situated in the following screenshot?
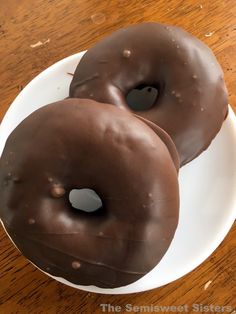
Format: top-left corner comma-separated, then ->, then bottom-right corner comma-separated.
0,0 -> 235,313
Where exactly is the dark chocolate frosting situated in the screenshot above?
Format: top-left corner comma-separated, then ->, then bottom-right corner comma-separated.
0,99 -> 179,288
135,115 -> 180,171
70,22 -> 228,165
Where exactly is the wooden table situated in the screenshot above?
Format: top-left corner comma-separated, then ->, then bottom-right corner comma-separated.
0,0 -> 235,313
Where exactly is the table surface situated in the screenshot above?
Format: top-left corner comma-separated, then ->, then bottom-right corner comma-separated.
0,0 -> 235,313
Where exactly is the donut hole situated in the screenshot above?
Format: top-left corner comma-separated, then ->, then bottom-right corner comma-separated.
69,188 -> 102,213
126,85 -> 158,111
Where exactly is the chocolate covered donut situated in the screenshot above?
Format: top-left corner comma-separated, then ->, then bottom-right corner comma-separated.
0,98 -> 179,288
70,22 -> 228,165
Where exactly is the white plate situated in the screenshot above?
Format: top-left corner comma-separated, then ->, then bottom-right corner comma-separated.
0,52 -> 236,294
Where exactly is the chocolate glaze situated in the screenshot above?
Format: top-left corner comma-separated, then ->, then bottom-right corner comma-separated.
0,99 -> 179,288
70,22 -> 228,165
135,115 -> 180,171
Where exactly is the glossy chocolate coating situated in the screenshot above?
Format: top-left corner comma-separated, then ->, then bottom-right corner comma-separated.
70,22 -> 228,165
0,99 -> 179,288
135,115 -> 180,171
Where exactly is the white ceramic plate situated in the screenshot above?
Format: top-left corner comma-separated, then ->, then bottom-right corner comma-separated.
0,52 -> 236,294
